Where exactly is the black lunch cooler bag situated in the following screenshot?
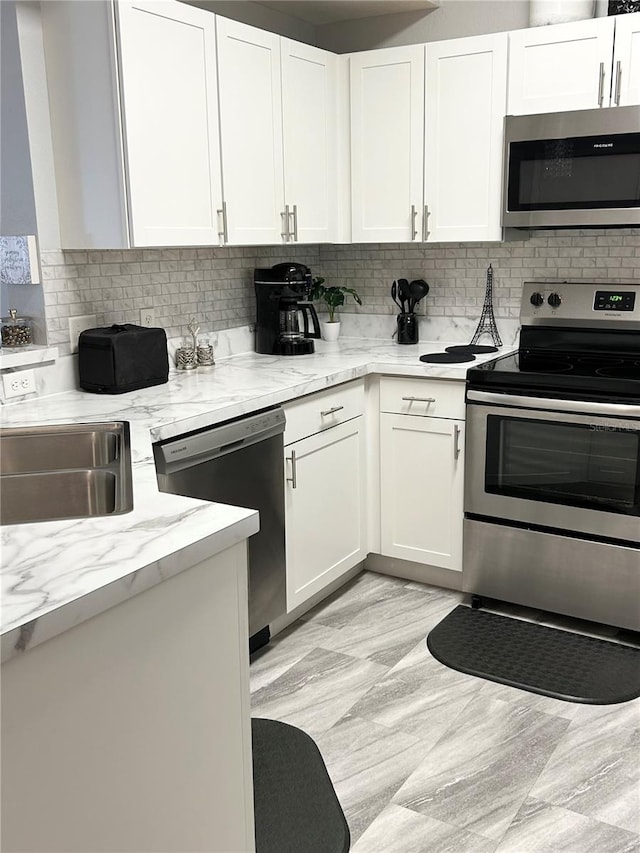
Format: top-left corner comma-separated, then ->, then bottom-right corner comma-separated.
78,323 -> 169,394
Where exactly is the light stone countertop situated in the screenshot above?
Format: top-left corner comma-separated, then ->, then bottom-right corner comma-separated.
0,337 -> 512,662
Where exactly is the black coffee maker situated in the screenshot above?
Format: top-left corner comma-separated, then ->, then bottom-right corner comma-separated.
254,263 -> 321,355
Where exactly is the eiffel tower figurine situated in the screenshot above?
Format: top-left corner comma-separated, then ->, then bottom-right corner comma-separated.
471,264 -> 502,347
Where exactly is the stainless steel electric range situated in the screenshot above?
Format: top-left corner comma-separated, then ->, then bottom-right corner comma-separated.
464,280 -> 640,632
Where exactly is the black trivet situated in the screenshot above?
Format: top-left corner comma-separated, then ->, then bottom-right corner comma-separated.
427,605 -> 640,705
419,352 -> 476,364
446,344 -> 498,354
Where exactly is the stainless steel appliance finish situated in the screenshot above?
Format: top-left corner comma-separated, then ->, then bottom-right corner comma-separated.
0,422 -> 133,525
502,106 -> 640,228
153,408 -> 287,640
464,280 -> 640,631
464,519 -> 640,632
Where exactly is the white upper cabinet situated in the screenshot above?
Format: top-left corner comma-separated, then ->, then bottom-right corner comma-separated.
507,17 -> 616,114
42,0 -> 223,248
350,46 -> 425,242
216,18 -> 285,245
424,33 -> 507,243
281,40 -> 338,243
612,12 -> 640,106
117,1 -> 223,247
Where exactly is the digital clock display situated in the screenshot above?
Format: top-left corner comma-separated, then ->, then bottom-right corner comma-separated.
593,291 -> 636,312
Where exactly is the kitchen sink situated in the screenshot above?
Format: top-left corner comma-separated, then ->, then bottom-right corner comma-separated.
0,422 -> 133,525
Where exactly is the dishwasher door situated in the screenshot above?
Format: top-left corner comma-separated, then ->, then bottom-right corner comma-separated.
153,408 -> 286,642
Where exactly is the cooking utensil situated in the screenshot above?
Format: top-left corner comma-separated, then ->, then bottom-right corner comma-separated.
397,279 -> 410,313
391,280 -> 403,311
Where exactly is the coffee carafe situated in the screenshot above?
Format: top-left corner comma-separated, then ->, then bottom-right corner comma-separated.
254,263 -> 321,356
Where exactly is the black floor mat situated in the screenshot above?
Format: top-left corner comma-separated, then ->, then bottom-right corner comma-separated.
427,605 -> 640,705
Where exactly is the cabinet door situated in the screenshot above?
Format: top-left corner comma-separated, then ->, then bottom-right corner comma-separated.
612,12 -> 640,107
350,46 -> 425,242
424,33 -> 507,243
507,18 -> 615,114
285,418 -> 366,611
117,1 -> 223,246
380,413 -> 464,571
281,40 -> 337,244
217,17 -> 285,245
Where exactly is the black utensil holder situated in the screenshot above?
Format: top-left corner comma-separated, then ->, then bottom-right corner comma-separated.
397,312 -> 418,344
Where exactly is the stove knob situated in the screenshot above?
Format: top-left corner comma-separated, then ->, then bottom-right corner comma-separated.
548,293 -> 562,309
530,292 -> 544,307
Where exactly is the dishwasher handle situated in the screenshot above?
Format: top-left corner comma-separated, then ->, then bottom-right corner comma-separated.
154,407 -> 285,475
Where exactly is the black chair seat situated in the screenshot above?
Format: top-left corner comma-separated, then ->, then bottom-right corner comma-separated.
251,717 -> 350,853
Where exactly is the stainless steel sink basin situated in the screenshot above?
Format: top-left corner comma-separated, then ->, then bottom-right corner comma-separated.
1,424 -> 120,474
0,422 -> 133,525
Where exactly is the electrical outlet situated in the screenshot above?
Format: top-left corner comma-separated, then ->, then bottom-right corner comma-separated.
139,307 -> 156,328
68,314 -> 97,354
3,369 -> 37,399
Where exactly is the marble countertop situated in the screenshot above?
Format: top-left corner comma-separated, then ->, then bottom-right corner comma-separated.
0,337 -> 510,662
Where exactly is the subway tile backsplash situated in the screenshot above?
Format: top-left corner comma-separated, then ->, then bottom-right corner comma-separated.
40,229 -> 640,355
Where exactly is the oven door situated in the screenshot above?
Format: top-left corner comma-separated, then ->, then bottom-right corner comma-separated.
466,391 -> 640,544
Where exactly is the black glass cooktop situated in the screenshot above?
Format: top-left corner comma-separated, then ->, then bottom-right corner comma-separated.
468,350 -> 640,402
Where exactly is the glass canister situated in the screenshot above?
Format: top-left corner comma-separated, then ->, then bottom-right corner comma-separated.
1,309 -> 33,347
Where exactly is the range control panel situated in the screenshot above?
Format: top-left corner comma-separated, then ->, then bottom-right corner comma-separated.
520,281 -> 640,328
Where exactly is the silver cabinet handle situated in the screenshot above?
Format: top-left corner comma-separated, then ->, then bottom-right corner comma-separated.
453,424 -> 461,459
321,405 -> 344,416
217,201 -> 228,244
614,60 -> 622,105
282,205 -> 290,241
411,204 -> 418,240
286,449 -> 297,489
291,204 -> 298,242
402,396 -> 436,403
423,204 -> 430,241
598,61 -> 605,106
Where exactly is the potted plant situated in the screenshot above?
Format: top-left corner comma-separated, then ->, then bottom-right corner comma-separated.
311,278 -> 363,342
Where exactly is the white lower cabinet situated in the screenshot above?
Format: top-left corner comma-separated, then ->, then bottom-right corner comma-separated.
285,416 -> 367,611
380,402 -> 464,572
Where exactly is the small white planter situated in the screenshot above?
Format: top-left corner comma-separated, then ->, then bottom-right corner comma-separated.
321,320 -> 341,342
529,0 -> 595,26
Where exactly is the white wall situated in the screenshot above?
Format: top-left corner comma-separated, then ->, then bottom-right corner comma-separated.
183,0 -> 318,42
316,0 -> 530,53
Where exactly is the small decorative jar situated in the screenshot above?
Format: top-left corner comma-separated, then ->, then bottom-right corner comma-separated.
175,346 -> 197,370
196,338 -> 215,367
1,309 -> 33,347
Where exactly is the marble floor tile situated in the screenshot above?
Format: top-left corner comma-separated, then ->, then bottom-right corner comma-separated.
250,646 -> 388,736
477,678 -> 582,721
313,713 -> 434,843
392,693 -> 570,841
249,618 -> 339,693
530,700 -> 640,834
495,797 -> 640,853
310,587 -> 461,669
351,804 -> 498,853
347,658 -> 481,747
301,570 -> 415,629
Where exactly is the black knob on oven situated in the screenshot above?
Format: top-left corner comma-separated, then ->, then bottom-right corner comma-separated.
548,293 -> 562,308
530,292 -> 544,307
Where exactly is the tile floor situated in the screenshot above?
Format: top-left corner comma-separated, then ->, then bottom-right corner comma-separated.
250,570 -> 640,853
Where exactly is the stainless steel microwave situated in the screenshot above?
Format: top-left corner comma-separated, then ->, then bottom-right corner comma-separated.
502,106 -> 640,228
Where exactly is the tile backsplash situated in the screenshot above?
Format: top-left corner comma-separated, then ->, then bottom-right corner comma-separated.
40,229 -> 640,356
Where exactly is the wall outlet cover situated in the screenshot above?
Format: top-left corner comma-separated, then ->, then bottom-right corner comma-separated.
3,368 -> 37,399
140,307 -> 156,328
68,314 -> 97,354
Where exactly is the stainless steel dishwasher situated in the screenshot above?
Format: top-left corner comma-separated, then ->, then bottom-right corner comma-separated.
153,407 -> 286,651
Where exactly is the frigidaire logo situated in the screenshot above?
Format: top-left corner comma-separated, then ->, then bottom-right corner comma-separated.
593,143 -> 614,148
170,445 -> 188,455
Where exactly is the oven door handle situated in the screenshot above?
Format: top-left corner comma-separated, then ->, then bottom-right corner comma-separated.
466,390 -> 640,419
